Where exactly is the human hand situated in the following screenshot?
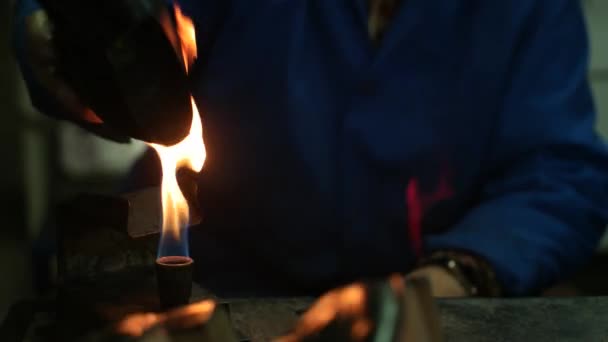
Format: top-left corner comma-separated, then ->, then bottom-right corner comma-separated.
407,265 -> 468,298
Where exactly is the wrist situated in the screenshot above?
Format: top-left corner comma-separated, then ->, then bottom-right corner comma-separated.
407,265 -> 468,298
414,250 -> 502,297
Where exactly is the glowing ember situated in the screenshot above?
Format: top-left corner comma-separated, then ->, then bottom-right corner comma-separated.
115,313 -> 162,337
351,318 -> 373,340
147,5 -> 204,247
114,300 -> 216,337
278,284 -> 370,341
337,284 -> 366,315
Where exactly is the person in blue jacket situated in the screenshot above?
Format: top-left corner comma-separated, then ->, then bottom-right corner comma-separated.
14,0 -> 608,297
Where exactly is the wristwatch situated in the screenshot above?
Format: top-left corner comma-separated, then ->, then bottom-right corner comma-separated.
416,250 -> 502,297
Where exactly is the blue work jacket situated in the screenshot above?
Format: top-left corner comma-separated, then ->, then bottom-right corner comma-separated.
14,0 -> 608,296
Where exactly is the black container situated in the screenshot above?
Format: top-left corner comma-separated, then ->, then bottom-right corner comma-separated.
156,256 -> 193,310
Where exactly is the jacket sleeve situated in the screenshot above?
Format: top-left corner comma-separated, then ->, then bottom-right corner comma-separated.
12,0 -> 227,120
425,0 -> 608,295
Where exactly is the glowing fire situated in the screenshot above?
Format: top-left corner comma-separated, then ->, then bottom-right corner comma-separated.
147,5 -> 204,242
174,5 -> 197,72
114,300 -> 216,337
278,284 -> 370,342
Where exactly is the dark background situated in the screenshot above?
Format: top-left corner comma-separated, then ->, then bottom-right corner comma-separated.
1,0 -> 31,320
0,0 -> 607,319
0,0 -> 149,318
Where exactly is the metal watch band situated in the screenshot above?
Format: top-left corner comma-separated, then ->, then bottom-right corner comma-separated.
417,250 -> 502,297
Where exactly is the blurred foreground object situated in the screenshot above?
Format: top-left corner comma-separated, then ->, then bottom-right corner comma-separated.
4,189 -> 608,341
108,299 -> 236,342
278,276 -> 442,342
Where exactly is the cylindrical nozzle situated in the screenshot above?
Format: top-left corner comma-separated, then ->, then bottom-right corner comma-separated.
156,256 -> 193,310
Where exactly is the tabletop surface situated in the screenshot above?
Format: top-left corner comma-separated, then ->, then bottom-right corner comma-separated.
223,296 -> 608,342
4,286 -> 608,341
438,297 -> 608,342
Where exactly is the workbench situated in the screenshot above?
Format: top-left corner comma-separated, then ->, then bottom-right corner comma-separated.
3,280 -> 608,342
4,191 -> 605,341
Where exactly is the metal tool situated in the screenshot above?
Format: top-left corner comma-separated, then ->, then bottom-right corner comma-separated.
37,0 -> 192,145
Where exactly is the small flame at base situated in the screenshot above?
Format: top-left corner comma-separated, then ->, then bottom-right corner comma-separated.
157,227 -> 190,258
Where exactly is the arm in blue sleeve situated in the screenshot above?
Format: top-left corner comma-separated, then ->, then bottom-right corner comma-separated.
425,0 -> 608,295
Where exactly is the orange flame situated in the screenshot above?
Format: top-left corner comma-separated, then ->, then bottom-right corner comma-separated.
114,300 -> 216,337
147,5 -> 204,240
174,5 -> 197,73
278,284 -> 369,341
